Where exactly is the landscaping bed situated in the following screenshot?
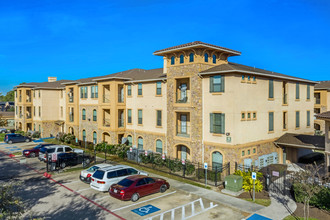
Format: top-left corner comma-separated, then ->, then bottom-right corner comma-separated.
285,202 -> 330,220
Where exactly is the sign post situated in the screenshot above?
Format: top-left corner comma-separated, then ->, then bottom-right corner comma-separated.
162,154 -> 165,160
204,162 -> 208,187
252,172 -> 256,202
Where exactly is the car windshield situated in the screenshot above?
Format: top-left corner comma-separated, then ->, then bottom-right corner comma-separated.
87,166 -> 99,172
117,179 -> 134,187
93,170 -> 105,179
39,148 -> 47,153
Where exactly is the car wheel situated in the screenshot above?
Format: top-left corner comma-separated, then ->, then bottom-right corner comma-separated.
131,193 -> 140,202
30,152 -> 36,158
8,140 -> 13,144
25,139 -> 30,142
160,184 -> 167,193
85,158 -> 90,164
60,162 -> 66,169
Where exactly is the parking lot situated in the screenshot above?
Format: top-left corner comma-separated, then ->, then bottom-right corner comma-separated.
0,142 -> 246,220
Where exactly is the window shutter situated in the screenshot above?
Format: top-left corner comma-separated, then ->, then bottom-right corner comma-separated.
210,113 -> 214,133
269,80 -> 274,98
209,77 -> 214,92
296,83 -> 300,99
221,75 -> 225,93
307,85 -> 310,99
221,113 -> 225,134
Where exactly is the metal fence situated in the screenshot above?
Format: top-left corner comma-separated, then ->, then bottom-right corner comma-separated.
126,149 -> 230,187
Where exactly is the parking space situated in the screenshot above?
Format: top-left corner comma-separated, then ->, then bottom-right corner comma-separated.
0,142 -> 246,220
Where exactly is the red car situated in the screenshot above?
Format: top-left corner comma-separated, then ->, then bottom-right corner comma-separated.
109,175 -> 170,202
22,143 -> 55,158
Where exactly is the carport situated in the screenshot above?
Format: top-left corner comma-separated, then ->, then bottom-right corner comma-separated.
274,133 -> 325,164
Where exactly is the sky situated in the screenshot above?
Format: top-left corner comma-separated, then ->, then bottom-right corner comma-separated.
0,0 -> 329,94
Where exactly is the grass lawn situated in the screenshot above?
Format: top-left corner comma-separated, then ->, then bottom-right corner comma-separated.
283,216 -> 319,220
0,133 -> 5,142
242,198 -> 271,207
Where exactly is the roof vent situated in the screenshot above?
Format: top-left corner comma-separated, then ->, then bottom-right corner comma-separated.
48,77 -> 57,82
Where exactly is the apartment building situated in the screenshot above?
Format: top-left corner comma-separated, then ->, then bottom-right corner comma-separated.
316,111 -> 330,172
314,81 -> 330,134
15,77 -> 71,137
14,41 -> 316,168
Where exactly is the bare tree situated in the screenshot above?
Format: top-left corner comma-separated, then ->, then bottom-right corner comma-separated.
293,163 -> 324,220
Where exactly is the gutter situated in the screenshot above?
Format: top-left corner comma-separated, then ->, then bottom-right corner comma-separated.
199,70 -> 317,84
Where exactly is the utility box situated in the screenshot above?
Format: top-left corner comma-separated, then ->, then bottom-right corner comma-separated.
225,175 -> 243,192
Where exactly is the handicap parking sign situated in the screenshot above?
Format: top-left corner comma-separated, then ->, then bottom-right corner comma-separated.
131,204 -> 160,216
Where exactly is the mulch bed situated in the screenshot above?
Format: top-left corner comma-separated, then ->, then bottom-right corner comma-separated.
291,202 -> 330,220
237,190 -> 269,199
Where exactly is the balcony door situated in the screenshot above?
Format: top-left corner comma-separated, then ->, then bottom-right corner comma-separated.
180,114 -> 187,134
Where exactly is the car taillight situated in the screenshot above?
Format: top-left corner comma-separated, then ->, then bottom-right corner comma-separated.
87,174 -> 91,178
44,155 -> 46,158
91,178 -> 94,181
97,181 -> 105,184
120,190 -> 125,195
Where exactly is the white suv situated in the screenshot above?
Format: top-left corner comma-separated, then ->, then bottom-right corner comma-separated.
90,165 -> 148,192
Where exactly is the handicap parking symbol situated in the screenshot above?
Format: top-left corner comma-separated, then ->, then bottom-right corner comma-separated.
131,204 -> 160,216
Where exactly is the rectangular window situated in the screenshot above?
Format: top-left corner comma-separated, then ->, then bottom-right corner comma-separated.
253,148 -> 256,154
138,83 -> 142,96
253,112 -> 257,120
95,85 -> 98,98
33,107 -> 35,116
210,113 -> 225,134
296,111 -> 300,128
247,112 -> 251,120
84,87 -> 88,98
210,75 -> 224,93
138,109 -> 143,125
241,112 -> 245,120
248,149 -> 250,155
156,110 -> 162,127
39,106 -> 41,117
127,109 -> 132,124
307,84 -> 310,100
80,87 -> 84,98
127,85 -> 132,96
269,112 -> 274,132
269,80 -> 274,99
242,151 -> 245,156
296,83 -> 300,100
307,110 -> 310,127
156,82 -> 162,95
91,86 -> 95,98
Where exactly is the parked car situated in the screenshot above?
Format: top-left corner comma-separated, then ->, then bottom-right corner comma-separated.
22,143 -> 55,157
38,145 -> 84,162
0,128 -> 8,133
49,152 -> 95,169
109,175 -> 170,202
90,165 -> 148,192
4,134 -> 32,144
80,163 -> 113,183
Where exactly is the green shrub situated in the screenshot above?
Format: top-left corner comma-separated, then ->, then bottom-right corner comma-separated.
32,131 -> 40,138
197,168 -> 221,181
293,183 -> 330,211
234,170 -> 263,194
64,134 -> 75,144
15,130 -> 25,136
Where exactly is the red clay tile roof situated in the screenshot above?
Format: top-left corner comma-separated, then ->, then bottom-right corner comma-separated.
316,111 -> 330,120
153,41 -> 241,55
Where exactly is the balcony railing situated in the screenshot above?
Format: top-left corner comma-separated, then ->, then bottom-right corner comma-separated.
103,95 -> 110,103
176,124 -> 190,137
283,93 -> 287,104
103,119 -> 110,127
26,113 -> 32,119
176,90 -> 191,103
26,97 -> 31,102
69,96 -> 74,103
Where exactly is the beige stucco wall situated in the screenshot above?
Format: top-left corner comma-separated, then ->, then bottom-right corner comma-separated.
203,74 -> 314,145
41,90 -> 61,121
125,81 -> 167,134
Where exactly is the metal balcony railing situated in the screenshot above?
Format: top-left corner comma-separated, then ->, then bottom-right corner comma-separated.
176,90 -> 191,103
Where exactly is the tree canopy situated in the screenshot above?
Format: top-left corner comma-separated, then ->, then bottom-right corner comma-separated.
0,90 -> 14,102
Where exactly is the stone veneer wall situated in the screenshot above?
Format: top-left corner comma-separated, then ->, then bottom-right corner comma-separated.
166,63 -> 215,163
41,121 -> 62,138
125,130 -> 165,152
79,105 -> 98,142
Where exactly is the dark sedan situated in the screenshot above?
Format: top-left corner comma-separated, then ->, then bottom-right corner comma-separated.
5,134 -> 31,144
50,152 -> 94,169
109,175 -> 170,202
22,143 -> 55,158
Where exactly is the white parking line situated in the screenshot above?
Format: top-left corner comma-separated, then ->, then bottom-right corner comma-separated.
77,187 -> 92,193
111,190 -> 177,212
94,195 -> 110,201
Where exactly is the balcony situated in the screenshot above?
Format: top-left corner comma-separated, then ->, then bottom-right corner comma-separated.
315,98 -> 320,105
175,79 -> 190,104
103,95 -> 110,103
103,119 -> 110,127
69,96 -> 74,103
118,85 -> 124,103
103,85 -> 110,103
69,114 -> 74,122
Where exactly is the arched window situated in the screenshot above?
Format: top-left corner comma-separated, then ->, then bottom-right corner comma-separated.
82,109 -> 86,120
93,109 -> 97,121
212,55 -> 216,64
93,131 -> 97,144
181,146 -> 187,160
171,56 -> 175,65
156,140 -> 162,153
212,151 -> 223,171
180,55 -> 184,64
189,53 -> 194,62
138,137 -> 143,150
82,130 -> 86,141
127,135 -> 132,146
204,53 -> 209,62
